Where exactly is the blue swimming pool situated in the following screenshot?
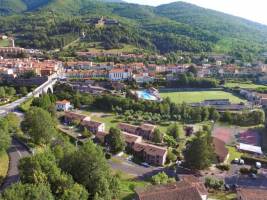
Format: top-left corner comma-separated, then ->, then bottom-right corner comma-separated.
136,90 -> 158,101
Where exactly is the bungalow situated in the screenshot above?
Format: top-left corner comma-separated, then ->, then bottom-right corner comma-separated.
133,142 -> 167,166
81,119 -> 105,134
237,188 -> 267,200
237,143 -> 263,155
56,100 -> 72,111
134,181 -> 203,200
64,111 -> 89,124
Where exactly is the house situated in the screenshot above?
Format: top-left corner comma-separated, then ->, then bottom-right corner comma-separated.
118,123 -> 139,135
81,119 -> 105,134
133,142 -> 167,166
179,175 -> 208,200
213,137 -> 229,163
237,187 -> 267,200
56,100 -> 72,111
135,181 -> 203,200
138,124 -> 156,141
95,131 -> 109,144
0,35 -> 8,40
122,132 -> 142,148
64,111 -> 89,124
118,123 -> 156,141
237,143 -> 263,155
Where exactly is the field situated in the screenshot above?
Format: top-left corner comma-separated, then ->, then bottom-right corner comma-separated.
0,39 -> 10,47
0,151 -> 9,185
159,90 -> 245,104
224,82 -> 267,89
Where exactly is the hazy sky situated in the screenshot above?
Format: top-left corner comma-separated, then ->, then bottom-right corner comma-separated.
125,0 -> 267,25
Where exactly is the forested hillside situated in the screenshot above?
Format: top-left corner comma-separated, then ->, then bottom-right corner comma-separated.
0,0 -> 267,61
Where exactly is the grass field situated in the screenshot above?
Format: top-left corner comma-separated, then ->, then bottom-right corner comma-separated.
114,170 -> 149,200
0,151 -> 9,185
224,82 -> 267,89
0,39 -> 10,47
160,90 -> 245,104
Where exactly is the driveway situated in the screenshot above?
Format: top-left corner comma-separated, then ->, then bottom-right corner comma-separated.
0,138 -> 30,192
109,156 -> 175,180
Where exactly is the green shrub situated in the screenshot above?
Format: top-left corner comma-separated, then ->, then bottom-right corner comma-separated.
205,177 -> 224,190
216,164 -> 230,171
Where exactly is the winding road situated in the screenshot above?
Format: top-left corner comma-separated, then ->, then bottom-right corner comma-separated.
0,138 -> 30,192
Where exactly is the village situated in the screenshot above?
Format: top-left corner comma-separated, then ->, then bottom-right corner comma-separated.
0,34 -> 267,200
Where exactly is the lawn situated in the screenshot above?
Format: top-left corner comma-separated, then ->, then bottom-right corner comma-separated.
0,39 -> 10,47
160,90 -> 245,104
0,151 -> 9,185
224,82 -> 267,89
209,191 -> 236,200
227,146 -> 243,164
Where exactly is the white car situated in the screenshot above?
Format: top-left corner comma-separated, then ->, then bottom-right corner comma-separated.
239,159 -> 245,165
256,162 -> 262,169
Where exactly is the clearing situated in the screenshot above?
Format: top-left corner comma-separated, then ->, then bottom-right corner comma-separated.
0,39 -> 10,47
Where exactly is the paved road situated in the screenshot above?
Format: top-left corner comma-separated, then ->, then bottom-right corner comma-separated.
0,138 -> 30,192
109,156 -> 175,180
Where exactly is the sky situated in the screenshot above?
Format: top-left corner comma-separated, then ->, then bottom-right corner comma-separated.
125,0 -> 267,25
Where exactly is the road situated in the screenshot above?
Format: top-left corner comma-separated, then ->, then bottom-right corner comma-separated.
0,138 -> 30,192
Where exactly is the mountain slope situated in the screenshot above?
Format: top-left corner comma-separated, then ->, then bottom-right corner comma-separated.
0,0 -> 267,60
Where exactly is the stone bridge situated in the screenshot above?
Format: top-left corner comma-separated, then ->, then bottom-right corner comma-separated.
0,74 -> 59,115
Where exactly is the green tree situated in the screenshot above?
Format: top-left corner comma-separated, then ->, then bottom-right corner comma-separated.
0,183 -> 54,200
153,128 -> 163,143
60,141 -> 120,200
0,118 -> 10,153
105,127 -> 125,154
0,87 -> 6,98
151,172 -> 175,185
19,87 -> 28,96
21,107 -> 57,145
19,150 -> 88,199
167,123 -> 184,141
184,131 -> 215,170
6,113 -> 21,134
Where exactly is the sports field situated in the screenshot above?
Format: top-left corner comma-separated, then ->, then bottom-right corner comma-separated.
159,90 -> 245,104
224,82 -> 267,89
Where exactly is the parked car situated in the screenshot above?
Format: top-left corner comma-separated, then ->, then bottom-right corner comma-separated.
141,162 -> 150,168
256,162 -> 262,169
250,173 -> 257,179
239,159 -> 245,165
233,158 -> 239,164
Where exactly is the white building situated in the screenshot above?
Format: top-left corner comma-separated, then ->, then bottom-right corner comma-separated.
108,68 -> 132,81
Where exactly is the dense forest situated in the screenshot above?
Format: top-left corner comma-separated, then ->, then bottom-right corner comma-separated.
0,0 -> 267,60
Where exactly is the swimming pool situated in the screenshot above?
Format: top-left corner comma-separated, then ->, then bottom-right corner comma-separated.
136,90 -> 158,101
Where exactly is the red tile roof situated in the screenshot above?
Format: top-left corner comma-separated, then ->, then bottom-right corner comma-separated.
213,137 -> 229,163
136,181 -> 202,200
237,187 -> 267,200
